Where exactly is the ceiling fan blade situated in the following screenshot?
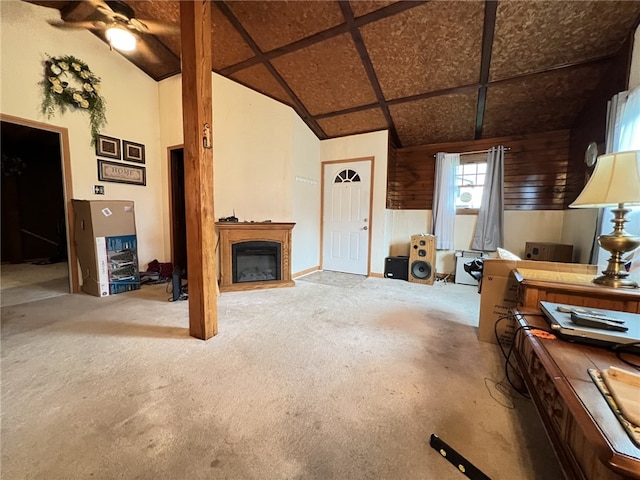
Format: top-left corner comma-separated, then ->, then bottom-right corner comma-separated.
87,0 -> 111,9
92,0 -> 115,17
48,19 -> 102,30
134,18 -> 179,36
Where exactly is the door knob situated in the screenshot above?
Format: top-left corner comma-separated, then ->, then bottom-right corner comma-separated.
362,226 -> 368,230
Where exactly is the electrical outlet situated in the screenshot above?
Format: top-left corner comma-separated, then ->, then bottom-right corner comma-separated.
94,185 -> 105,195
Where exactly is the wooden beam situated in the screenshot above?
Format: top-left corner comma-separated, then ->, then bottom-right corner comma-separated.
219,0 -> 429,76
338,1 -> 401,147
216,1 -> 327,139
474,0 -> 498,140
180,0 -> 217,340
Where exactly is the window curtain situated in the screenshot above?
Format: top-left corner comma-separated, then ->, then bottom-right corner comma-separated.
593,86 -> 640,275
587,92 -> 627,263
471,146 -> 504,251
431,152 -> 459,249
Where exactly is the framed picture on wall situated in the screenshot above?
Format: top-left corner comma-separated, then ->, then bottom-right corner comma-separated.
95,135 -> 121,160
98,159 -> 146,186
123,140 -> 145,163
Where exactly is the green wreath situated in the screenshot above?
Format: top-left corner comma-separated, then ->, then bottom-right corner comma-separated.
40,54 -> 107,145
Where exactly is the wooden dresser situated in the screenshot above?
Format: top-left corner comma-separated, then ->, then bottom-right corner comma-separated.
514,269 -> 640,314
513,309 -> 640,480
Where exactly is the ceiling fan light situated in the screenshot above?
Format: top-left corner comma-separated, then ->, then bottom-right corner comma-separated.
106,27 -> 136,52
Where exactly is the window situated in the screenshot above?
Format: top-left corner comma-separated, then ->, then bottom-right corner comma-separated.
455,154 -> 486,210
334,169 -> 360,183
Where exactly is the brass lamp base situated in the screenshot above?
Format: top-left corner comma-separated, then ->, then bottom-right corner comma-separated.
592,274 -> 638,289
594,204 -> 640,289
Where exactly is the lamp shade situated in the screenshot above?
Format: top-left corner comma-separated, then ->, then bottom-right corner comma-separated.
569,150 -> 640,208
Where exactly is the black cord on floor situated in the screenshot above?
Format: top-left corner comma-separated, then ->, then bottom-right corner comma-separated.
493,315 -> 552,399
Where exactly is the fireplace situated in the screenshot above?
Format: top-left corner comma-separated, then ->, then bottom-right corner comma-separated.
232,241 -> 281,283
216,222 -> 295,292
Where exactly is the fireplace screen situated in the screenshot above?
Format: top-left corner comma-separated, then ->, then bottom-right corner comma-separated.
232,241 -> 281,283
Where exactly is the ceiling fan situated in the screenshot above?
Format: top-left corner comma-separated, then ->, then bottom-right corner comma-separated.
49,0 -> 177,53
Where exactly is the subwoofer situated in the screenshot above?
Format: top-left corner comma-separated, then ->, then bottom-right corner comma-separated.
385,256 -> 409,280
409,234 -> 436,285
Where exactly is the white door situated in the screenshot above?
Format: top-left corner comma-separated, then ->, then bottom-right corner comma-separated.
322,160 -> 371,275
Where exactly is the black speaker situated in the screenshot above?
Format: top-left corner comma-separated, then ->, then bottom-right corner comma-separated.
385,256 -> 409,280
172,265 -> 185,301
411,260 -> 432,279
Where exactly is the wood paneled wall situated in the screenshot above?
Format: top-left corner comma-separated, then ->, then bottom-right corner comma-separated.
387,130 -> 572,211
568,34 -> 632,203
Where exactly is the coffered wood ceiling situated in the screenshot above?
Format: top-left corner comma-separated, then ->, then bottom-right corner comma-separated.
29,0 -> 640,148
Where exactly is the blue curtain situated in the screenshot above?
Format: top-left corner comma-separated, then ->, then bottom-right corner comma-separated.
471,146 -> 504,251
431,152 -> 459,249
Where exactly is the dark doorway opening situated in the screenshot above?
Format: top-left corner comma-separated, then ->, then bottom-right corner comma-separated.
1,121 -> 68,265
169,147 -> 187,279
0,120 -> 70,304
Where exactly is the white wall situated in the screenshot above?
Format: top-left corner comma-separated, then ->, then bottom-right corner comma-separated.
157,73 -> 320,275
1,0 -> 164,268
320,131 -> 389,275
291,115 -> 321,274
212,76 -> 294,223
561,209 -> 598,264
386,209 -> 568,276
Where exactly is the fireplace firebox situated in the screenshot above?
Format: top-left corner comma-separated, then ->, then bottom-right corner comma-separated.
232,241 -> 281,283
216,222 -> 295,292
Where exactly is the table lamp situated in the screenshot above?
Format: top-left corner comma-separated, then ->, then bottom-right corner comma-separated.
569,150 -> 640,288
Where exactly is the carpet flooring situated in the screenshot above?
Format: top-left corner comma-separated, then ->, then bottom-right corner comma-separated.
1,275 -> 561,479
1,262 -> 70,308
297,270 -> 367,288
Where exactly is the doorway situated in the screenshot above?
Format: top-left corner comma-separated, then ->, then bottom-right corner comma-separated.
321,158 -> 373,275
0,117 -> 76,305
169,147 -> 187,278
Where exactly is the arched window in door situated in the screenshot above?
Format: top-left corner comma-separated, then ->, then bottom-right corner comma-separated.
334,169 -> 361,183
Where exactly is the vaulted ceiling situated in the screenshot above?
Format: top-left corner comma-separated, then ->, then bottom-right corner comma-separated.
29,0 -> 640,148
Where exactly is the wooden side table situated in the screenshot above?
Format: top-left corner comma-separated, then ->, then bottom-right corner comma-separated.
513,309 -> 640,480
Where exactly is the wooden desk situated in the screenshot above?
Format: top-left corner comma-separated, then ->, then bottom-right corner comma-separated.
514,270 -> 640,313
513,309 -> 640,480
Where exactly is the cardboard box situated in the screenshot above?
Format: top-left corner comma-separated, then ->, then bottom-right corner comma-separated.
478,259 -> 597,345
73,200 -> 140,297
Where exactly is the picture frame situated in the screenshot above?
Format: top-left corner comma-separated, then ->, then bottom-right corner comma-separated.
95,135 -> 121,160
97,159 -> 146,186
123,140 -> 145,163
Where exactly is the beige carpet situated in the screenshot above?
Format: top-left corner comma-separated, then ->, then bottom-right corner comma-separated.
1,275 -> 561,479
298,270 -> 367,288
1,262 -> 70,308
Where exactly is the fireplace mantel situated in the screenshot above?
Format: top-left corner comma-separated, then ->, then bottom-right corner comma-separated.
216,222 -> 295,292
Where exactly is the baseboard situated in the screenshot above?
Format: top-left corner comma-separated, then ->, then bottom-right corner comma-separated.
293,268 -> 384,279
292,266 -> 320,278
